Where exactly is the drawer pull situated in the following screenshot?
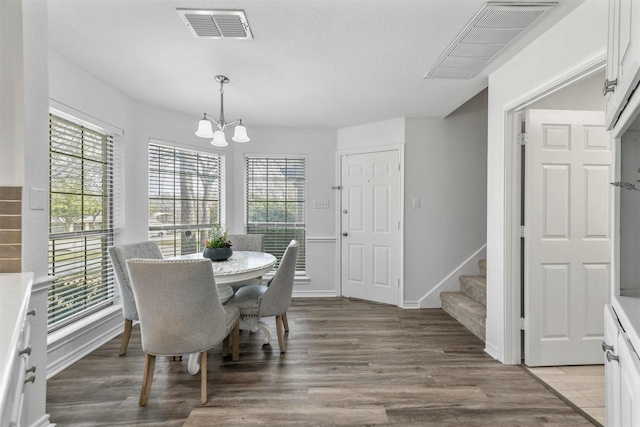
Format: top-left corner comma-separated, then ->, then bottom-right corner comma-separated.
606,351 -> 620,363
602,341 -> 614,352
18,346 -> 31,356
24,374 -> 36,384
26,308 -> 36,317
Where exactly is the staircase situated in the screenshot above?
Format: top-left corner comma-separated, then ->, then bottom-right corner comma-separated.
440,259 -> 486,342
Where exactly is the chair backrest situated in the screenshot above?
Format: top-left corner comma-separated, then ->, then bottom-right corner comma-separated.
227,234 -> 265,252
108,241 -> 164,321
126,258 -> 227,356
258,240 -> 299,317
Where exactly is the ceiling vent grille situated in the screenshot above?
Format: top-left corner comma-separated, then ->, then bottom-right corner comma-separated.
177,9 -> 253,40
424,2 -> 555,79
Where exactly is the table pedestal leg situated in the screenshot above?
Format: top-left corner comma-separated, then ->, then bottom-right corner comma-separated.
188,352 -> 200,375
240,317 -> 272,345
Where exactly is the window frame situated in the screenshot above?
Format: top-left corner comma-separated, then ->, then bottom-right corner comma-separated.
47,112 -> 117,332
244,154 -> 307,273
148,140 -> 226,258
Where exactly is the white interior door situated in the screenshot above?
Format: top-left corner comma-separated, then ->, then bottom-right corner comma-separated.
525,109 -> 611,367
340,150 -> 400,305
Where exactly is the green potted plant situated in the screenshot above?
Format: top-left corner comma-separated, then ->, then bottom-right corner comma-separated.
203,224 -> 233,261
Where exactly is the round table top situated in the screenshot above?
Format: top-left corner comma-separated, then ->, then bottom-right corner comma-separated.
172,251 -> 276,285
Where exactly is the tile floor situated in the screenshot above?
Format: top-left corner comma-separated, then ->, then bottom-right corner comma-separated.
526,365 -> 605,426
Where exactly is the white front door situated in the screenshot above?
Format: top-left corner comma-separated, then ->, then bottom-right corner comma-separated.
340,150 -> 400,305
524,109 -> 611,366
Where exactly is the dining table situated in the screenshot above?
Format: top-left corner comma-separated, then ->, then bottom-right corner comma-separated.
170,250 -> 277,374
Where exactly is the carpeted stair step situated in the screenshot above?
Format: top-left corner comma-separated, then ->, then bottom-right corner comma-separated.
478,259 -> 486,278
440,291 -> 486,342
459,275 -> 486,306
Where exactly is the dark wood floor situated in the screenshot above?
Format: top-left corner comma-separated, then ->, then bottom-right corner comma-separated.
47,298 -> 595,426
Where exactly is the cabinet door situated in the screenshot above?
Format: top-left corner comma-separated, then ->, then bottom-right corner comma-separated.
605,0 -> 640,130
618,333 -> 640,427
604,305 -> 621,427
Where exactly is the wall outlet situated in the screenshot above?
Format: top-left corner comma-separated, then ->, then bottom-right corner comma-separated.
313,199 -> 330,209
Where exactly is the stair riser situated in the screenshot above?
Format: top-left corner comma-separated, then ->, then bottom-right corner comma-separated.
440,295 -> 485,342
461,282 -> 486,306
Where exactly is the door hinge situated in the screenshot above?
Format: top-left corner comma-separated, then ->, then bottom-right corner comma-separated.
517,133 -> 528,145
519,225 -> 527,238
398,221 -> 401,230
520,317 -> 527,331
398,163 -> 401,172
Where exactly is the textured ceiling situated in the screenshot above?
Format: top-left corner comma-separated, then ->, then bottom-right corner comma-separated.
47,0 -> 584,129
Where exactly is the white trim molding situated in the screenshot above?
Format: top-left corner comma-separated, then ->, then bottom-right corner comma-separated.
419,245 -> 487,308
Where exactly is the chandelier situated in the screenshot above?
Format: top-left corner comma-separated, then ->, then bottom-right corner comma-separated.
195,75 -> 249,147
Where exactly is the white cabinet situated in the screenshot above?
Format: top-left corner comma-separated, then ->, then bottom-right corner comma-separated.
604,304 -> 640,427
605,0 -> 640,130
0,273 -> 36,427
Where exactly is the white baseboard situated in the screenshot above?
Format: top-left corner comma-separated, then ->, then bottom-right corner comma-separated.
47,306 -> 123,378
292,290 -> 337,298
402,301 -> 421,309
484,341 -> 500,361
419,245 -> 487,308
30,414 -> 54,427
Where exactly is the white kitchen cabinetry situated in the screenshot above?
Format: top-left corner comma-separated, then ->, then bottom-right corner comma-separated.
0,273 -> 36,427
604,304 -> 640,427
605,0 -> 640,130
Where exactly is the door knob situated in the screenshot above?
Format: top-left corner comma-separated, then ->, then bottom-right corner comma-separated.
342,232 -> 348,237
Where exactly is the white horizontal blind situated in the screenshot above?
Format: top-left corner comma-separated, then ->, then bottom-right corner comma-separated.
48,114 -> 116,331
148,143 -> 224,258
246,156 -> 306,271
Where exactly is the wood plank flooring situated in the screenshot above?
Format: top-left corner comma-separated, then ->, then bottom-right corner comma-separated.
47,298 -> 595,426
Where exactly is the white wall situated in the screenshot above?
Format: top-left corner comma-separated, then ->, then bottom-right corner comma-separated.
486,0 -> 608,363
0,0 -> 25,186
335,93 -> 488,307
528,69 -> 605,111
405,89 -> 488,306
230,128 -> 338,296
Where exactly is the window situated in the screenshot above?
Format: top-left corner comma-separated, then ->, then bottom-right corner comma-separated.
148,142 -> 224,258
48,114 -> 116,330
246,156 -> 306,271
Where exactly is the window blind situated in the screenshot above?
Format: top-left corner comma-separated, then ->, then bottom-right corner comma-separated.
148,143 -> 224,258
245,156 -> 306,271
48,114 -> 116,331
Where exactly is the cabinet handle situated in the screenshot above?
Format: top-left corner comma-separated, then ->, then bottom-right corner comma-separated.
606,351 -> 620,363
26,308 -> 36,317
18,346 -> 31,356
26,365 -> 36,374
602,341 -> 614,352
603,78 -> 617,95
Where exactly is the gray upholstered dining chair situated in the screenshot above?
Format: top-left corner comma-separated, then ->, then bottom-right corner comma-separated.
126,258 -> 240,406
226,233 -> 265,292
108,241 -> 164,356
225,240 -> 299,352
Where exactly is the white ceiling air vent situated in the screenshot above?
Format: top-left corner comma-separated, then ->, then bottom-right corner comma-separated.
177,9 -> 253,40
424,2 -> 556,79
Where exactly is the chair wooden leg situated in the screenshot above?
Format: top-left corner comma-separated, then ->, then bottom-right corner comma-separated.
139,354 -> 155,406
232,321 -> 240,362
222,335 -> 230,357
282,312 -> 289,332
200,350 -> 207,405
119,319 -> 133,356
276,315 -> 286,353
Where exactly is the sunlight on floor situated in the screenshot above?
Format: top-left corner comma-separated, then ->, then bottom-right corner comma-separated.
526,365 -> 605,426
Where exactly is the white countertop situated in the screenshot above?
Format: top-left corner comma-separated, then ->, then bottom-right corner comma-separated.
0,273 -> 33,410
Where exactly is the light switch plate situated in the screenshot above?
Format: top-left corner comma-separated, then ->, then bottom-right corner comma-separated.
30,188 -> 46,210
313,199 -> 330,209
